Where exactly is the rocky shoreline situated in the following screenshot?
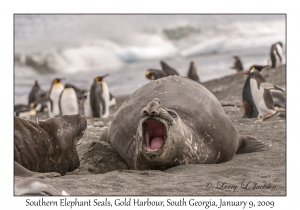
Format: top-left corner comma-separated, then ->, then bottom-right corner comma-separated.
14,65 -> 286,196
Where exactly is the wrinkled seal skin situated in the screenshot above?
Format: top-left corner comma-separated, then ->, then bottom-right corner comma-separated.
14,114 -> 87,176
102,75 -> 255,170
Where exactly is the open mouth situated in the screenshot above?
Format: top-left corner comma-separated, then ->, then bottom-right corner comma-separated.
143,118 -> 166,152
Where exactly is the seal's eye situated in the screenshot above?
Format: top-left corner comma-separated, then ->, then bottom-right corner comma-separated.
168,110 -> 177,119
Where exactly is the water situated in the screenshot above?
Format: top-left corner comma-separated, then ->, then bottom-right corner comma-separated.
14,14 -> 286,104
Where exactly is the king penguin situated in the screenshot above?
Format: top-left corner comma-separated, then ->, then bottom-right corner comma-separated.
90,75 -> 110,118
160,60 -> 180,76
59,83 -> 79,115
270,41 -> 283,69
28,80 -> 44,104
187,61 -> 200,83
14,103 -> 37,120
28,80 -> 49,112
109,92 -> 117,107
145,69 -> 168,80
48,78 -> 64,117
231,56 -> 243,72
242,65 -> 268,118
244,66 -> 284,122
83,89 -> 92,117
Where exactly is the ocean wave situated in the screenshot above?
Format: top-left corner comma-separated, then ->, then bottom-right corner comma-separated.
180,37 -> 226,57
117,34 -> 178,62
163,25 -> 200,40
16,35 -> 180,73
18,40 -> 124,74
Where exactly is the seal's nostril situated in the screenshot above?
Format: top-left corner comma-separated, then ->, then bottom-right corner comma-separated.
151,111 -> 157,115
143,110 -> 148,115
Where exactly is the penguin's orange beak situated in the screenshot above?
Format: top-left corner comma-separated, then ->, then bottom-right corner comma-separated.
243,71 -> 249,75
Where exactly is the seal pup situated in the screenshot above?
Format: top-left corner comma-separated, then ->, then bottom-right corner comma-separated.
101,75 -> 269,170
14,114 -> 87,175
187,61 -> 200,83
160,60 -> 180,76
270,42 -> 283,69
243,67 -> 284,122
15,178 -> 69,196
231,56 -> 243,72
90,75 -> 110,118
14,103 -> 36,119
59,83 -> 79,115
242,65 -> 268,118
48,78 -> 65,117
145,69 -> 168,80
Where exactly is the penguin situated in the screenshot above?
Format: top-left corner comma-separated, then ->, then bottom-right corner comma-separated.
243,66 -> 284,122
90,75 -> 110,118
160,60 -> 180,76
68,84 -> 88,116
14,103 -> 36,119
48,78 -> 64,117
28,80 -> 44,104
271,89 -> 286,110
187,61 -> 200,83
71,84 -> 87,102
231,56 -> 243,72
242,65 -> 268,118
109,92 -> 117,107
28,80 -> 49,112
270,42 -> 283,69
83,90 -> 92,117
59,83 -> 79,115
145,69 -> 168,80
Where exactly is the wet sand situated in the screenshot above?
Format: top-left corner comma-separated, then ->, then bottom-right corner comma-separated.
14,65 -> 286,196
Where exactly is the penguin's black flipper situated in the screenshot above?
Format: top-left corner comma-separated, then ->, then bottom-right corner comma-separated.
237,136 -> 270,154
274,85 -> 285,92
260,82 -> 284,92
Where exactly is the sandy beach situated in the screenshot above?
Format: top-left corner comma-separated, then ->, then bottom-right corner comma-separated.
14,65 -> 286,196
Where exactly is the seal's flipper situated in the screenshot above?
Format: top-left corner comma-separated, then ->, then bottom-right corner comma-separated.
99,128 -> 109,142
237,136 -> 270,154
15,178 -> 69,196
14,161 -> 61,178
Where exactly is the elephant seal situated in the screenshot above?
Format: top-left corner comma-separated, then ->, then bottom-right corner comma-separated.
14,114 -> 87,176
14,161 -> 61,178
15,177 -> 69,196
101,75 -> 269,170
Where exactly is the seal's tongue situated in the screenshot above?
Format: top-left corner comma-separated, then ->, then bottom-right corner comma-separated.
150,137 -> 164,150
146,119 -> 165,151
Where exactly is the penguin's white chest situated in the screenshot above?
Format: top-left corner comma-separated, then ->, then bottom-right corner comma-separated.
250,79 -> 275,117
101,82 -> 110,118
48,84 -> 64,117
83,91 -> 92,117
60,88 -> 78,115
17,110 -> 36,120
